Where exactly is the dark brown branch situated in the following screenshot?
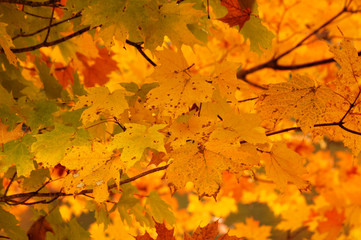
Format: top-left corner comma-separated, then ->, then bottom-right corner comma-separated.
12,11 -> 82,40
0,0 -> 62,7
275,6 -> 348,60
0,165 -> 169,205
43,1 -> 56,43
125,40 -> 157,67
1,26 -> 96,54
237,5 -> 354,82
4,172 -> 17,197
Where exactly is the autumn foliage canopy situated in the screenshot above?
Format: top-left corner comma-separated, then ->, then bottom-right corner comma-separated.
1,0 -> 361,239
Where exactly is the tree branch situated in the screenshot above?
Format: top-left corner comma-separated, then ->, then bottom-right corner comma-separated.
236,5 -> 357,86
125,40 -> 157,67
0,165 -> 169,205
0,0 -> 62,7
12,11 -> 82,40
1,26 -> 97,54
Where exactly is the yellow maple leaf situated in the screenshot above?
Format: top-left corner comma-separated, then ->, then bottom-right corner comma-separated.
329,39 -> 361,103
62,142 -> 123,202
168,114 -> 215,148
74,87 -> 128,125
228,217 -> 272,240
147,48 -> 215,117
263,142 -> 310,191
256,74 -> 333,132
210,61 -> 243,102
110,123 -> 166,170
0,122 -> 23,145
167,142 -> 256,198
0,22 -> 17,66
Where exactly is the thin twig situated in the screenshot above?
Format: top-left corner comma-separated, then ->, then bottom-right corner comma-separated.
1,26 -> 97,54
125,40 -> 157,67
4,172 -> 17,197
23,11 -> 54,19
43,1 -> 56,43
236,5 -> 353,82
12,11 -> 82,40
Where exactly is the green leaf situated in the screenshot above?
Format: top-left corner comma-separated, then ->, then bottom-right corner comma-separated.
240,15 -> 274,55
0,22 -> 17,66
0,134 -> 35,177
0,85 -> 15,106
68,218 -> 90,240
120,82 -> 139,93
117,181 -> 152,227
225,202 -> 281,226
35,61 -> 67,99
95,203 -> 110,230
0,206 -> 28,240
31,124 -> 76,167
72,72 -> 87,96
22,168 -> 50,191
0,105 -> 20,129
146,191 -> 176,226
28,100 -> 58,131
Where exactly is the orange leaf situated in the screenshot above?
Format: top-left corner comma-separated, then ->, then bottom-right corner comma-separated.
76,47 -> 118,87
317,208 -> 345,240
0,122 -> 23,145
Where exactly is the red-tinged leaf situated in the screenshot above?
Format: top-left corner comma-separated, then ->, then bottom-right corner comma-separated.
218,234 -> 243,240
135,222 -> 175,240
53,63 -> 74,88
135,232 -> 154,240
154,221 -> 175,240
317,208 -> 345,239
185,221 -> 219,240
27,216 -> 54,240
218,0 -> 255,29
76,47 -> 118,87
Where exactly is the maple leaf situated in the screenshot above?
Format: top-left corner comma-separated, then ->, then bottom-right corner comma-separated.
31,124 -> 88,168
263,142 -> 310,191
329,39 -> 361,103
141,2 -> 204,50
110,123 -> 166,170
73,86 -> 128,125
62,143 -> 123,202
76,48 -> 118,87
27,216 -> 54,240
210,61 -> 244,102
228,217 -> 271,240
0,122 -> 23,145
136,221 -> 175,240
146,191 -> 176,226
0,22 -> 17,66
0,207 -> 27,240
257,74 -> 333,132
317,208 -> 345,240
0,134 -> 35,177
218,0 -> 254,29
167,141 -> 255,198
184,220 -> 228,240
240,15 -> 274,55
147,48 -> 214,117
